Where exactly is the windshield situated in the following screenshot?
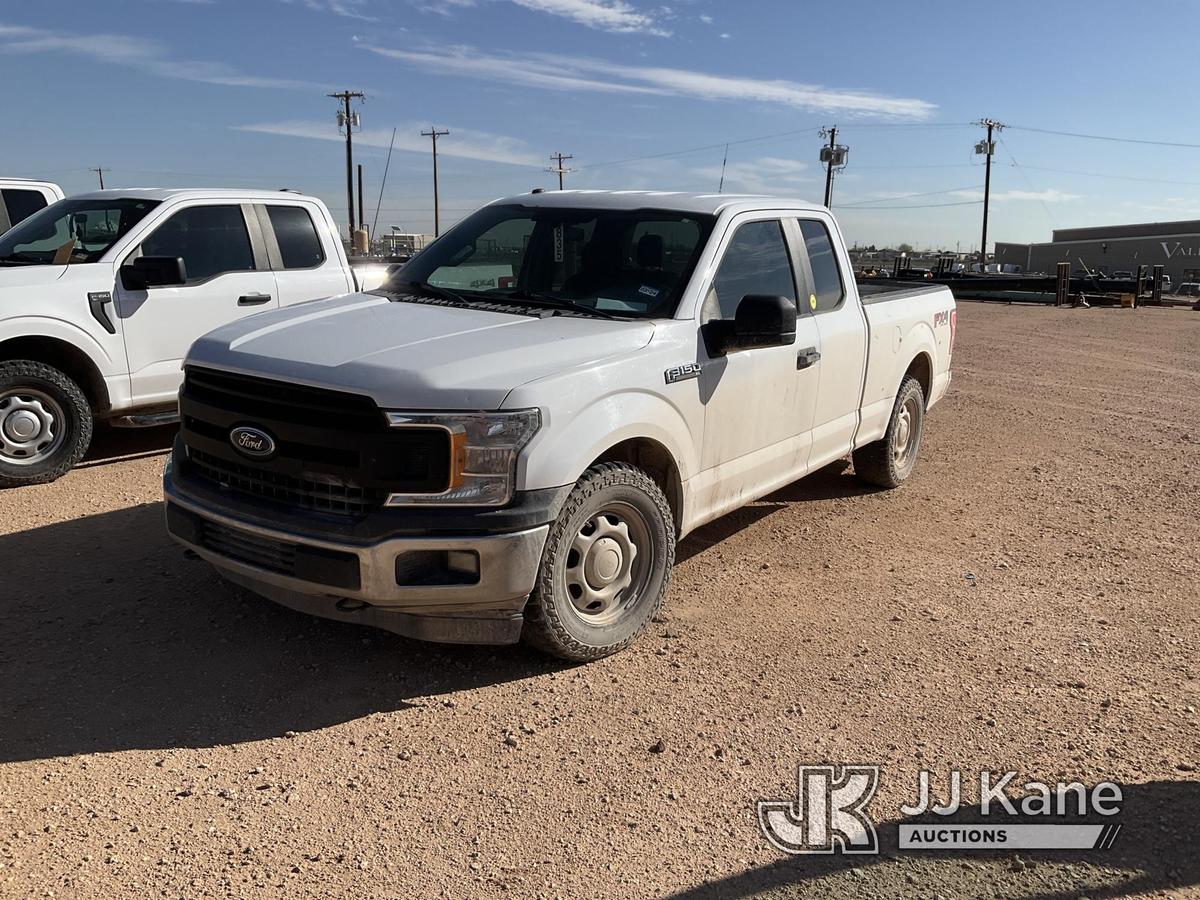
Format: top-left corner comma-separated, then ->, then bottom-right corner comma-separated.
386,203 -> 716,318
0,197 -> 160,266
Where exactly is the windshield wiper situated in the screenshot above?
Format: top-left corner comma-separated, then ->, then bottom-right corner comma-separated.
491,289 -> 622,320
0,252 -> 44,266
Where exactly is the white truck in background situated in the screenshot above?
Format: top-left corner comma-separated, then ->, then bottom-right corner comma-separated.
0,179 -> 64,233
0,188 -> 385,486
163,190 -> 956,660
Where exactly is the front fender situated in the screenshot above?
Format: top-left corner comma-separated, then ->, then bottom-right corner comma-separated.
0,315 -> 119,372
518,389 -> 698,492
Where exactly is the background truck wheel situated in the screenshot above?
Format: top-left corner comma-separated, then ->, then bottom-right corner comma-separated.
853,375 -> 925,489
522,462 -> 675,662
0,360 -> 93,488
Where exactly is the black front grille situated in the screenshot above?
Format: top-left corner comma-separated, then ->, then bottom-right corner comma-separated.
199,517 -> 297,576
189,448 -> 380,515
179,367 -> 451,516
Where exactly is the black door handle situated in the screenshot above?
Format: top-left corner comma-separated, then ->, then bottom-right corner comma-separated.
797,347 -> 821,370
237,293 -> 272,306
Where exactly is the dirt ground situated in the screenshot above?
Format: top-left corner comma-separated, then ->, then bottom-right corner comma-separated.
1,301 -> 1198,900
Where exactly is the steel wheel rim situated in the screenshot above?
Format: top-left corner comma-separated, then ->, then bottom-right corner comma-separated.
564,501 -> 652,626
892,396 -> 921,468
0,388 -> 66,467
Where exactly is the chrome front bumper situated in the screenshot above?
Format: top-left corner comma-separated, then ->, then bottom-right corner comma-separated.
164,474 -> 550,644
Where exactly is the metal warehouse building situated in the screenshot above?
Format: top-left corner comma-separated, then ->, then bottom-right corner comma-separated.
995,220 -> 1200,282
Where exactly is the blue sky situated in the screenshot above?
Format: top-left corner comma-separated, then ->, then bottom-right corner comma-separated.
4,0 -> 1200,248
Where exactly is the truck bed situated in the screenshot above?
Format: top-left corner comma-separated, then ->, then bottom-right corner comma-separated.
856,279 -> 951,304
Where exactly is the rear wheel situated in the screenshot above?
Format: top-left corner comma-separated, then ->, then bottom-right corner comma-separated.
0,361 -> 93,487
853,375 -> 925,489
522,462 -> 674,661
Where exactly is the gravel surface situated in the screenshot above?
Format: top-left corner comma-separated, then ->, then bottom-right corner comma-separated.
1,301 -> 1198,899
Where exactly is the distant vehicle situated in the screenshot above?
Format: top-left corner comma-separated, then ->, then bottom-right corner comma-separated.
162,189 -> 957,659
1177,282 -> 1200,297
0,179 -> 64,233
1111,270 -> 1133,280
0,188 -> 384,486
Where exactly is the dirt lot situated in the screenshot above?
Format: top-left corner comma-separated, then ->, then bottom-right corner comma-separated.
1,301 -> 1198,899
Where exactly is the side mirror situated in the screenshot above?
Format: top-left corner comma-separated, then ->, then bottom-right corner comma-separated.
120,256 -> 187,290
705,294 -> 797,356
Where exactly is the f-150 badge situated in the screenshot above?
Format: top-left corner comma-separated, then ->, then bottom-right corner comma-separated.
664,363 -> 702,384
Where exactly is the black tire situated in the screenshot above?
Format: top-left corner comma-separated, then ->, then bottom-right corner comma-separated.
0,360 -> 93,488
522,462 -> 675,661
853,375 -> 925,489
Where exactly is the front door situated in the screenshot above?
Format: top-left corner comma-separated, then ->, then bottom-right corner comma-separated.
114,203 -> 279,407
693,216 -> 820,524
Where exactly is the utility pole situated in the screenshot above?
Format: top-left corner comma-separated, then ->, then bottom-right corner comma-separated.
328,90 -> 364,244
545,152 -> 574,190
975,118 -> 1004,273
422,127 -> 450,236
357,163 -> 365,231
90,167 -> 107,189
819,127 -> 849,208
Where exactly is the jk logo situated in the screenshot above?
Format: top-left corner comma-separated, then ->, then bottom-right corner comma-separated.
758,765 -> 880,854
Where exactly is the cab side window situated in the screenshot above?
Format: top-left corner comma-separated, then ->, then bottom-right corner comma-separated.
2,189 -> 49,228
140,205 -> 255,284
266,205 -> 325,269
798,219 -> 845,312
709,220 -> 796,320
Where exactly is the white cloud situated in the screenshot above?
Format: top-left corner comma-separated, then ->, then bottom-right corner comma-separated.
0,21 -> 325,90
360,43 -> 938,119
718,32 -> 730,39
698,13 -> 713,23
282,0 -> 382,20
511,0 -> 670,35
952,188 -> 1079,202
234,120 -> 543,167
690,156 -> 811,194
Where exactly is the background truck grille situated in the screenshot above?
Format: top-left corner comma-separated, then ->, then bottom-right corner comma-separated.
179,367 -> 451,516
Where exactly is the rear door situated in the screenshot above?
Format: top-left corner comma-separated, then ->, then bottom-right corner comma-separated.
114,202 -> 279,407
256,202 -> 354,307
795,216 -> 868,468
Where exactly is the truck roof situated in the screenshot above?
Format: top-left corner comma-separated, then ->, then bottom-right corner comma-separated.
67,188 -> 323,203
487,189 -> 825,217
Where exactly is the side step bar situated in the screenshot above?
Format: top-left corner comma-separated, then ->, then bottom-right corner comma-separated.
109,409 -> 180,428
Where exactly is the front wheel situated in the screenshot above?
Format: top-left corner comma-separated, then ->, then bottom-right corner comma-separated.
853,375 -> 925,489
0,360 -> 93,488
522,462 -> 675,661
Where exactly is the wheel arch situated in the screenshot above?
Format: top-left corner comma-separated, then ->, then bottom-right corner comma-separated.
0,335 -> 111,414
903,350 -> 933,409
588,436 -> 684,537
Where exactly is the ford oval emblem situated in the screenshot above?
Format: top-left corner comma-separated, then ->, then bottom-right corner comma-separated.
229,425 -> 276,460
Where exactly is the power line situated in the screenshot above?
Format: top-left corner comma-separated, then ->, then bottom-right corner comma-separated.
840,199 -> 984,210
1012,163 -> 1200,188
577,126 -> 823,171
1007,124 -> 1200,149
975,118 -> 1004,270
328,89 -> 365,243
837,184 -> 983,207
89,167 -> 108,189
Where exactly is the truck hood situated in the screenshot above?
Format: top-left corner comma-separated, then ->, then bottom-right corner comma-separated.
187,292 -> 656,409
0,264 -> 70,290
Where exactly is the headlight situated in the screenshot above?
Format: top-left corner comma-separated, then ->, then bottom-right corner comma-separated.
384,409 -> 541,506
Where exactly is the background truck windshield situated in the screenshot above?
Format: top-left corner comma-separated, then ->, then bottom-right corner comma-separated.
0,198 -> 160,266
390,204 -> 715,317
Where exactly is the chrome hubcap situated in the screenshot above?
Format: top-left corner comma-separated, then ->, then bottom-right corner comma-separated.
565,504 -> 648,624
892,397 -> 919,467
0,389 -> 65,466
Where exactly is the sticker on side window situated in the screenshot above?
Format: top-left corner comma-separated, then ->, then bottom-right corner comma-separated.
638,285 -> 660,298
553,224 -> 564,263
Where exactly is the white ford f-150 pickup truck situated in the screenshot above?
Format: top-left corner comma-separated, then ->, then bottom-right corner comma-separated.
0,188 -> 382,486
163,190 -> 956,660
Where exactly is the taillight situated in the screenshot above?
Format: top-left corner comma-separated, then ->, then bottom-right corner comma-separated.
949,309 -> 958,357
